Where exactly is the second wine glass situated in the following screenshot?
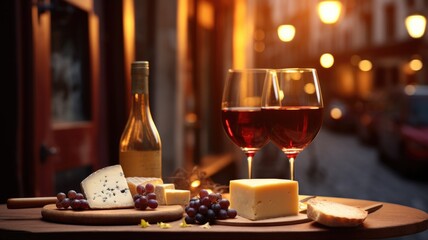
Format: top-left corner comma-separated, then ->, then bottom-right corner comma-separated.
221,69 -> 270,179
262,68 -> 324,180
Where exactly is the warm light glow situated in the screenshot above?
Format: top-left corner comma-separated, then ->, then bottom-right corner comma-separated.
123,0 -> 135,100
409,59 -> 423,71
198,1 -> 214,29
359,59 -> 372,72
277,25 -> 296,42
304,83 -> 316,94
405,14 -> 427,38
318,0 -> 342,24
233,0 -> 246,68
330,107 -> 342,120
190,180 -> 201,188
404,85 -> 416,95
320,53 -> 334,68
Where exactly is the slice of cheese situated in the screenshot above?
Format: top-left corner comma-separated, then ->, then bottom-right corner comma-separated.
229,178 -> 299,220
126,177 -> 164,196
165,189 -> 190,206
81,165 -> 134,209
154,184 -> 175,205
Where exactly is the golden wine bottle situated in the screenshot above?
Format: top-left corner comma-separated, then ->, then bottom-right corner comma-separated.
119,61 -> 162,178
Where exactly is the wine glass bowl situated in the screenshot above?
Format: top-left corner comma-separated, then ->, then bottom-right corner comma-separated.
262,68 -> 323,180
221,69 -> 270,179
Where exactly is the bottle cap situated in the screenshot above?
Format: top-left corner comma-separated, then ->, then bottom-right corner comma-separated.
131,61 -> 149,93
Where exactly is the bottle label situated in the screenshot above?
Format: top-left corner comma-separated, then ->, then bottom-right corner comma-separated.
119,151 -> 162,178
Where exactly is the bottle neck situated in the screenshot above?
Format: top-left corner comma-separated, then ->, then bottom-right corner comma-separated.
131,67 -> 149,95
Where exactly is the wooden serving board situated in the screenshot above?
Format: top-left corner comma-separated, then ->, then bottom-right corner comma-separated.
41,204 -> 184,225
216,213 -> 310,226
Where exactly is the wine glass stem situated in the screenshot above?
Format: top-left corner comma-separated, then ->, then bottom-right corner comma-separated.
247,156 -> 253,179
289,157 -> 295,180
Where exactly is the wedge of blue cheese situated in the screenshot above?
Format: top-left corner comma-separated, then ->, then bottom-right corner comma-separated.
81,165 -> 134,209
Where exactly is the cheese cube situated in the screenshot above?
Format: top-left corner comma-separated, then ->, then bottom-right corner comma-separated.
126,177 -> 163,196
81,165 -> 134,209
229,179 -> 299,220
165,189 -> 190,205
154,184 -> 175,205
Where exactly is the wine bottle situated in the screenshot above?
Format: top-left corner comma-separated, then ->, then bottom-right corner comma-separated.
119,61 -> 162,178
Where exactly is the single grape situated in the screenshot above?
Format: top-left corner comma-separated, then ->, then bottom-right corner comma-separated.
206,209 -> 216,221
148,199 -> 158,209
227,208 -> 237,218
61,198 -> 71,209
186,207 -> 196,218
219,198 -> 230,209
195,213 -> 207,224
136,185 -> 145,195
138,196 -> 148,210
208,193 -> 218,203
198,205 -> 208,215
80,199 -> 90,210
75,192 -> 85,200
56,192 -> 66,201
189,199 -> 200,210
134,197 -> 142,209
56,200 -> 63,209
217,209 -> 228,219
199,189 -> 209,199
67,190 -> 77,199
185,215 -> 195,224
145,183 -> 155,193
211,203 -> 221,213
146,192 -> 156,200
70,199 -> 82,210
201,196 -> 211,207
133,194 -> 142,201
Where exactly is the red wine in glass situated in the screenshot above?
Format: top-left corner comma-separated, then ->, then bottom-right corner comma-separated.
263,106 -> 323,157
262,106 -> 323,180
222,107 -> 269,152
221,107 -> 269,177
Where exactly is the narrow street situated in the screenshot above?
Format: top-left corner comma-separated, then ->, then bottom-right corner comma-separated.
252,127 -> 428,240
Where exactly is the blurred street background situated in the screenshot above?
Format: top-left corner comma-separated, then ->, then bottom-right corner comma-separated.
245,126 -> 428,240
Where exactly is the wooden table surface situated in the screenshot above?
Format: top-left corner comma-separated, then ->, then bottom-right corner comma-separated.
1,196 -> 427,240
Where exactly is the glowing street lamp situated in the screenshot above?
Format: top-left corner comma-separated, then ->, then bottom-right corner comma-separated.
277,24 -> 296,42
317,0 -> 342,24
405,14 -> 427,38
320,53 -> 334,68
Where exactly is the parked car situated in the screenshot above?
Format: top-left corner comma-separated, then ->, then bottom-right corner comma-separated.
375,85 -> 428,179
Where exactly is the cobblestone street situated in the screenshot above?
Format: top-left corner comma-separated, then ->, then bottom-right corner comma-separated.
251,127 -> 428,240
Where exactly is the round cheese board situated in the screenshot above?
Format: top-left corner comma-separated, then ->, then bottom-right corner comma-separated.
215,213 -> 310,226
41,204 -> 184,225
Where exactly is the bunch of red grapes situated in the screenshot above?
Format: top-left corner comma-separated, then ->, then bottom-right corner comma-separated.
133,183 -> 158,210
184,189 -> 237,225
56,190 -> 90,210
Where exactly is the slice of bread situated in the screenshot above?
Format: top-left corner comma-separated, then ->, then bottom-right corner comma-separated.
306,198 -> 368,227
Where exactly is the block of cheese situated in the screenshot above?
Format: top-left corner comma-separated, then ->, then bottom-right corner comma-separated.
80,164 -> 134,209
154,184 -> 175,205
126,177 -> 164,196
229,178 -> 299,220
165,189 -> 190,206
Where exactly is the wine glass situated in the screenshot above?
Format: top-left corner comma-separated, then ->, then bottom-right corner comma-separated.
262,68 -> 324,180
221,69 -> 270,179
